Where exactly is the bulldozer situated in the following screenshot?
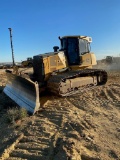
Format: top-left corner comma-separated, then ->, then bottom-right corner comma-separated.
21,57 -> 33,67
4,35 -> 107,114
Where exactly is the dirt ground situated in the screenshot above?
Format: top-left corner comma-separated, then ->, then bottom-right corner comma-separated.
0,66 -> 120,160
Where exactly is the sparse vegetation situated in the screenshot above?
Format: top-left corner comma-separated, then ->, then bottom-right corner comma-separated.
4,107 -> 28,124
19,107 -> 28,119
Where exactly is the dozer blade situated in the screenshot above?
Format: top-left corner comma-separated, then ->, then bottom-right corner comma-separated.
3,70 -> 40,114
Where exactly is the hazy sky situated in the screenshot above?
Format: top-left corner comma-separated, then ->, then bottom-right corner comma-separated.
0,0 -> 120,62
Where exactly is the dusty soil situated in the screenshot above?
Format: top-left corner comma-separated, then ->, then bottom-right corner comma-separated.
0,67 -> 120,160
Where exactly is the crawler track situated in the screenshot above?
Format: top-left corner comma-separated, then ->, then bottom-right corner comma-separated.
47,69 -> 107,96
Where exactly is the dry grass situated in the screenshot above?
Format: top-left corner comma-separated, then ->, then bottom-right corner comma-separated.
4,107 -> 28,124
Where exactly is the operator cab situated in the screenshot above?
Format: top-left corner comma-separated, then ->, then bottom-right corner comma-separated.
59,36 -> 92,65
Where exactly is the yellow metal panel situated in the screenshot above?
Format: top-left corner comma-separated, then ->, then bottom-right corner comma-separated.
81,53 -> 97,66
43,52 -> 67,75
70,53 -> 96,70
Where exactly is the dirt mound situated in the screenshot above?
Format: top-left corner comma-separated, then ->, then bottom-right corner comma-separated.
0,70 -> 120,160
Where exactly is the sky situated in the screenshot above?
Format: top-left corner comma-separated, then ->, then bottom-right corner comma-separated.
0,0 -> 120,62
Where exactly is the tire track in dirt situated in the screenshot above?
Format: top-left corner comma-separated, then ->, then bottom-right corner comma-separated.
106,88 -> 118,101
64,84 -> 120,160
111,87 -> 120,101
112,83 -> 120,87
2,101 -> 68,160
61,98 -> 104,160
91,85 -> 120,107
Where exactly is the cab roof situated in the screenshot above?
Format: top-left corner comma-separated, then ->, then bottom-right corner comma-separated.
61,35 -> 92,42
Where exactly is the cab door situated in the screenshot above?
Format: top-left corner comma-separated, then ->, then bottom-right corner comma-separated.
67,38 -> 80,65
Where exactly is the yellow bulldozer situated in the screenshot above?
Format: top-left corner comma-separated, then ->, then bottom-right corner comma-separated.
4,35 -> 107,114
21,57 -> 33,67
